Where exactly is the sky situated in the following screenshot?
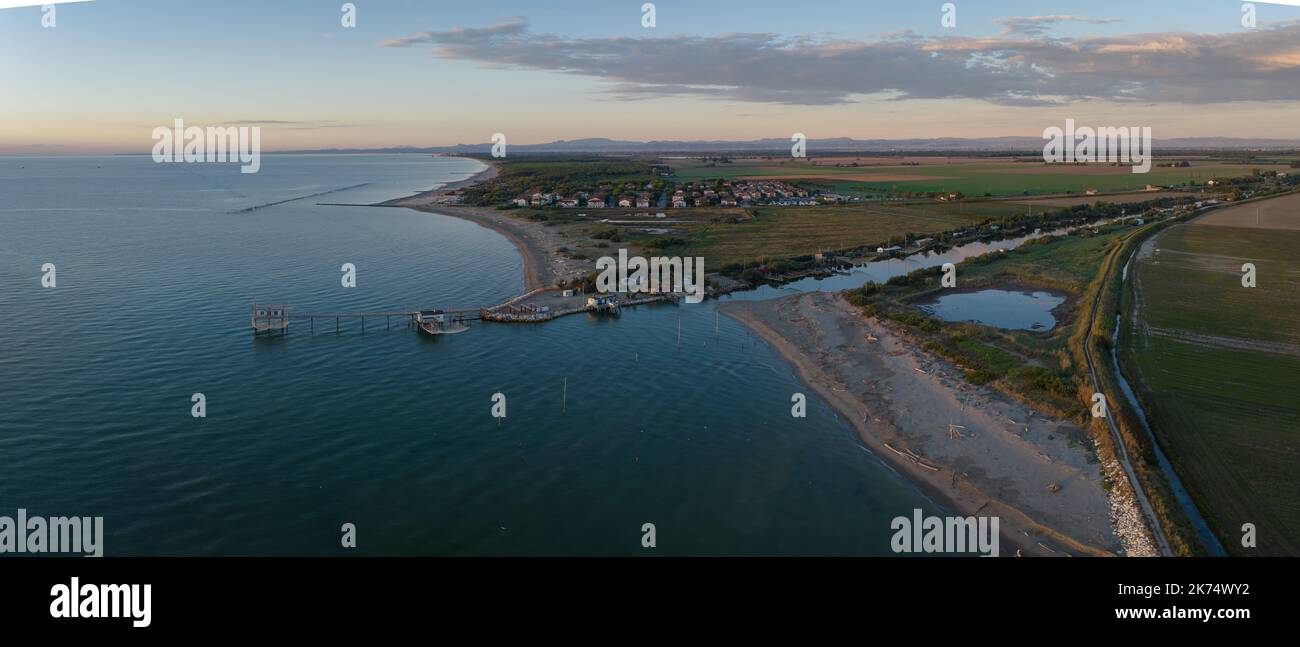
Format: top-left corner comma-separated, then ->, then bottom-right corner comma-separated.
2,0 -> 1299,153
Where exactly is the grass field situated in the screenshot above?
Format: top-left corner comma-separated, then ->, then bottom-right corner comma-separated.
668,158 -> 1284,197
676,204 -> 989,266
960,229 -> 1125,289
1009,192 -> 1199,208
1122,201 -> 1300,555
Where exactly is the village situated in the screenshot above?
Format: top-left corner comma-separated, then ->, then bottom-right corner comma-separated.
505,178 -> 866,211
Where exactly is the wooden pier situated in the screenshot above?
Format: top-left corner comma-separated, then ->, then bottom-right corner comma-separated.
252,292 -> 676,336
251,303 -> 479,336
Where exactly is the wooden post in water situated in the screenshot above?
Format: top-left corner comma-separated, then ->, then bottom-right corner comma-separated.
562,377 -> 567,414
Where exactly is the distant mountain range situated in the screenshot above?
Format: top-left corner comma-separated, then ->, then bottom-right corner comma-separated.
280,136 -> 1300,155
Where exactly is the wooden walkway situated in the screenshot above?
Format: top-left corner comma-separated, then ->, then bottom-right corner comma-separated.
251,303 -> 481,336
299,309 -> 481,334
252,292 -> 677,335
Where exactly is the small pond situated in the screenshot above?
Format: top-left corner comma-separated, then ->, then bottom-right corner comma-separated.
917,289 -> 1066,331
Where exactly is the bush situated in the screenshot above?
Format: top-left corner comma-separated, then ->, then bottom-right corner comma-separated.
1010,366 -> 1073,398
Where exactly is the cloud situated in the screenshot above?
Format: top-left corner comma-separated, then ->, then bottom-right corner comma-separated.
381,17 -> 1300,107
994,15 -> 1122,37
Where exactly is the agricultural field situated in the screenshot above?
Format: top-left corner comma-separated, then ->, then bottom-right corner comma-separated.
1196,189 -> 1300,231
1121,194 -> 1300,555
666,157 -> 1287,197
1009,191 -> 1201,208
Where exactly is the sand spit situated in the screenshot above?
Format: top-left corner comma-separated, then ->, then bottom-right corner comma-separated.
721,292 -> 1126,557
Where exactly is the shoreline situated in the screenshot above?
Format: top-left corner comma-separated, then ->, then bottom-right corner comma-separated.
377,160 -> 580,293
375,156 -> 1136,555
721,292 -> 1124,557
410,203 -> 555,292
379,159 -> 500,203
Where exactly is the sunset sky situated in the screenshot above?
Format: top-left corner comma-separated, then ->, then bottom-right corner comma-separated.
2,0 -> 1299,153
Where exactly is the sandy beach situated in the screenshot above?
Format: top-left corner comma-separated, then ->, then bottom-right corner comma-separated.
721,292 -> 1125,557
381,161 -> 583,292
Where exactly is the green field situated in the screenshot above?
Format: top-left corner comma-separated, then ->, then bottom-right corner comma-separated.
678,205 -> 988,266
668,158 -> 1284,197
1122,218 -> 1300,555
957,229 -> 1123,289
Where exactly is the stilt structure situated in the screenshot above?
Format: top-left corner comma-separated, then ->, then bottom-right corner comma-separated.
251,304 -> 289,336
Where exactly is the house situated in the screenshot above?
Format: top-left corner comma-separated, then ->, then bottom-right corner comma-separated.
672,199 -> 688,208
559,199 -> 581,208
587,197 -> 607,208
636,197 -> 651,208
513,198 -> 529,207
1145,184 -> 1161,192
618,198 -> 634,208
1085,188 -> 1099,196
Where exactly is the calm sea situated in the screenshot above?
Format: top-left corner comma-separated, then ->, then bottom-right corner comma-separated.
0,154 -> 945,555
